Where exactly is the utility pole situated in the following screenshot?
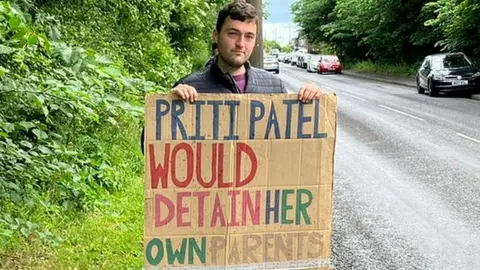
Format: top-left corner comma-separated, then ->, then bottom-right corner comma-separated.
247,0 -> 263,68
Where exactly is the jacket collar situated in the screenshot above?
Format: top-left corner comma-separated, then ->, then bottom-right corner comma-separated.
209,55 -> 252,93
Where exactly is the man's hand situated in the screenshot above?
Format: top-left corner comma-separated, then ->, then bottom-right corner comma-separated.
298,82 -> 323,103
171,84 -> 198,102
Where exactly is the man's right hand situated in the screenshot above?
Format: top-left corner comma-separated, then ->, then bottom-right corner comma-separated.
171,84 -> 198,103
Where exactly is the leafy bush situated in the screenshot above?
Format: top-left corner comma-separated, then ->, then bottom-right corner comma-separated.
0,1 -> 157,247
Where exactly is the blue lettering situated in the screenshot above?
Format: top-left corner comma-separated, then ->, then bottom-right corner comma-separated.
249,101 -> 265,139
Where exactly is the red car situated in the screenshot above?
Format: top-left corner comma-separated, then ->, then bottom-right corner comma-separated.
318,55 -> 342,74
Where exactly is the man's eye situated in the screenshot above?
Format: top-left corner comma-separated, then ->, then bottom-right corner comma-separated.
228,32 -> 237,36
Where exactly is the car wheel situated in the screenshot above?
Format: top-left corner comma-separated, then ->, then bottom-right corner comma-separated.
416,78 -> 425,94
428,79 -> 438,97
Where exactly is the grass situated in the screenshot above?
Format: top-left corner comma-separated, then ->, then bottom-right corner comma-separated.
345,60 -> 420,77
0,176 -> 145,269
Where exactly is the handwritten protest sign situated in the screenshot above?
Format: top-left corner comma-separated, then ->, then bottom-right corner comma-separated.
143,93 -> 337,269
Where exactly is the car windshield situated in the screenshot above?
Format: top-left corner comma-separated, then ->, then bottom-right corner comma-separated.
322,56 -> 339,63
431,54 -> 472,69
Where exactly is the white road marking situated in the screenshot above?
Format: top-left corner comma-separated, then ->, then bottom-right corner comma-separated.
456,133 -> 480,144
378,105 -> 425,121
341,92 -> 366,101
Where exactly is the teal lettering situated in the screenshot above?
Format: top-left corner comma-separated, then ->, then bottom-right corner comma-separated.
296,189 -> 313,225
281,189 -> 294,224
146,238 -> 164,265
188,237 -> 206,264
166,238 -> 187,264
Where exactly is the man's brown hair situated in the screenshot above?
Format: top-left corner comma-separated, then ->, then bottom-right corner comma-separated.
216,0 -> 258,33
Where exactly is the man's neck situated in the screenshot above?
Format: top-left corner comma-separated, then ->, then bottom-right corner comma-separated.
217,56 -> 246,76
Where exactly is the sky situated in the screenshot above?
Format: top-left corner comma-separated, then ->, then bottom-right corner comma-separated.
263,0 -> 299,46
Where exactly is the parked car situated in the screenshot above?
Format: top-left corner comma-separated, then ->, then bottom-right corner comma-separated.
317,55 -> 342,74
306,55 -> 321,73
277,52 -> 286,62
416,52 -> 480,97
297,54 -> 309,69
269,49 -> 280,58
263,55 -> 279,74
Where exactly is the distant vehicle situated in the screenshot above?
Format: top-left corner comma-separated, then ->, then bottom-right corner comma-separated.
298,54 -> 309,69
277,52 -> 287,62
318,55 -> 342,74
263,55 -> 279,74
290,48 -> 307,66
306,55 -> 321,73
416,52 -> 480,97
270,49 -> 280,57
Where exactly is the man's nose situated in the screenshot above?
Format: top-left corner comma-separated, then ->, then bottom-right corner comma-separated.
235,36 -> 245,48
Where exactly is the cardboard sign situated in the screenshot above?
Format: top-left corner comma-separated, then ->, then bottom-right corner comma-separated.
144,93 -> 337,269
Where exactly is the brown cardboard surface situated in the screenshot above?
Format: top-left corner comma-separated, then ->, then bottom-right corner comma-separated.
144,93 -> 337,269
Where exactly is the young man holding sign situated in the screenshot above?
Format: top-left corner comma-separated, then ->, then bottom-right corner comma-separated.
172,0 -> 322,101
143,2 -> 337,268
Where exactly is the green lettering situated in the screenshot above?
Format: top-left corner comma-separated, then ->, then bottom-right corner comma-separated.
166,238 -> 187,264
281,189 -> 294,224
146,238 -> 164,265
188,237 -> 206,264
296,189 -> 312,225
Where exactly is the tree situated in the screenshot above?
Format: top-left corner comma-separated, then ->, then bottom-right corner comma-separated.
264,39 -> 281,52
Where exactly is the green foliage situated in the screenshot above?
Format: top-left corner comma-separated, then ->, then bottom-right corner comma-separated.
282,45 -> 293,53
264,39 -> 281,52
347,61 -> 420,76
0,0 -> 155,248
0,0 -> 229,254
292,0 -> 480,66
423,0 -> 480,55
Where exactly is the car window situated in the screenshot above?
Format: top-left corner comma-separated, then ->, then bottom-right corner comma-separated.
431,54 -> 472,69
322,56 -> 339,63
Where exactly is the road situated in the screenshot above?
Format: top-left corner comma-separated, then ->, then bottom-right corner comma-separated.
277,63 -> 480,270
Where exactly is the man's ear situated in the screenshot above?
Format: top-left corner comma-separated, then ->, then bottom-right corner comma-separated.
213,30 -> 219,44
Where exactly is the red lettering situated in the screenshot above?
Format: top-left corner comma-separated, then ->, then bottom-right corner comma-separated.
177,192 -> 191,227
150,142 -> 256,190
211,193 -> 226,227
149,143 -> 170,189
228,190 -> 240,226
171,143 -> 194,188
155,194 -> 175,227
218,143 -> 233,188
196,143 -> 217,188
242,191 -> 261,225
235,143 -> 257,187
193,191 -> 209,227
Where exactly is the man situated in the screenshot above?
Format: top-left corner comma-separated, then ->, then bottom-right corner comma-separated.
172,0 -> 321,100
141,0 -> 322,153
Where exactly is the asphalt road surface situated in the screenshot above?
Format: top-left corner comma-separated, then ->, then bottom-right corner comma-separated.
278,63 -> 480,270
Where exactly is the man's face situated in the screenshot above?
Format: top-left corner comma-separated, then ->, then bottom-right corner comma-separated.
214,16 -> 257,68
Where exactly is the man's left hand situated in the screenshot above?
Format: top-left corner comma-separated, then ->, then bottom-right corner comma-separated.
298,82 -> 323,103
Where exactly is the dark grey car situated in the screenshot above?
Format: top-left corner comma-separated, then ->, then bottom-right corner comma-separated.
416,53 -> 480,98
